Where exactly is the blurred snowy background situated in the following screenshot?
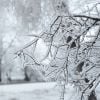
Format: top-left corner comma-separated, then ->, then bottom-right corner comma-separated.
0,0 -> 100,100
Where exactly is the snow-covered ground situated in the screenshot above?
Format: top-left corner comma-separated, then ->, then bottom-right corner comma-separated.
0,82 -> 56,93
0,82 -> 59,100
0,82 -> 100,100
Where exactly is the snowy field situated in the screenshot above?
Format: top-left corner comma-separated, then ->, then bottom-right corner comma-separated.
0,82 -> 100,100
0,82 -> 59,100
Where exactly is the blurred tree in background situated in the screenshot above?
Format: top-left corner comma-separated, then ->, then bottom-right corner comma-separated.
14,0 -> 100,100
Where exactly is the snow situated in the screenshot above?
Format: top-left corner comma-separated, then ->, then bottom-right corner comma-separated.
0,82 -> 100,100
0,82 -> 59,100
0,82 -> 56,93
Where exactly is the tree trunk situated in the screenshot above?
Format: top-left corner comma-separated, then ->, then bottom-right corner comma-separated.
24,67 -> 30,81
0,58 -> 1,82
0,34 -> 2,82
